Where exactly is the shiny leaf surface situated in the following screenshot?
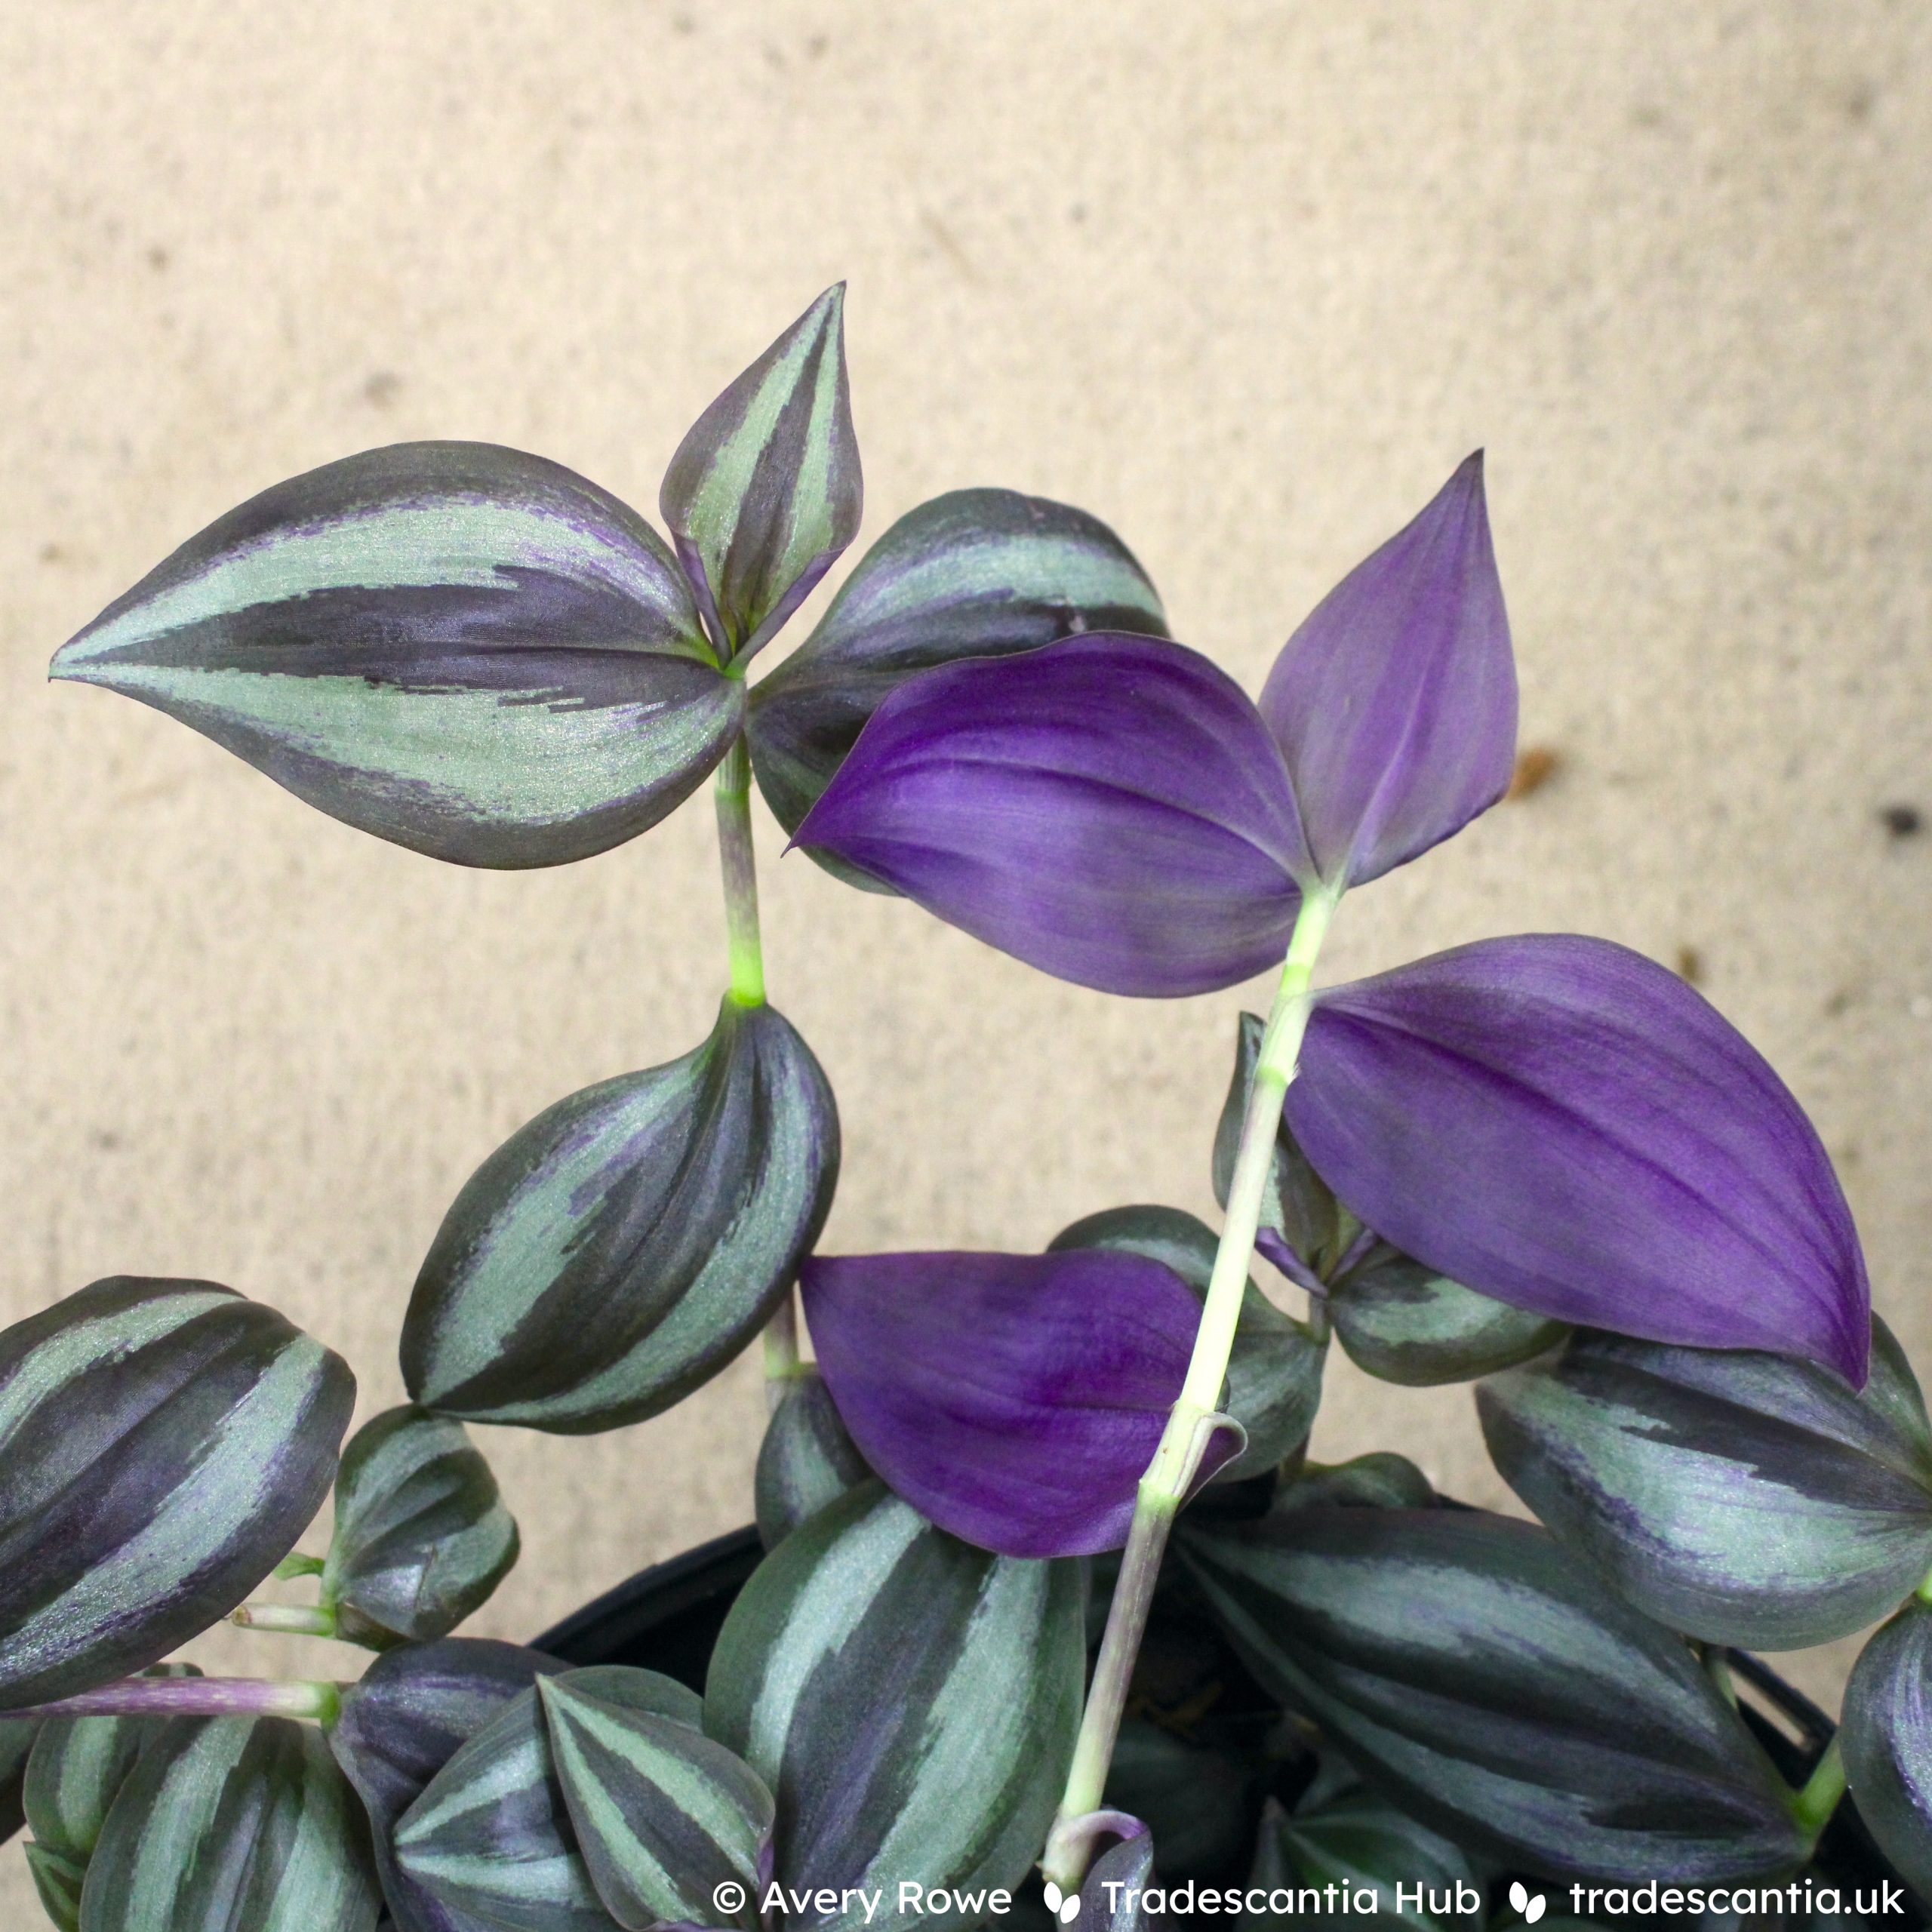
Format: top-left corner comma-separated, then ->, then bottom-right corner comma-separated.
1331,1243 -> 1564,1386
1841,1601 -> 1932,1898
755,1369 -> 872,1549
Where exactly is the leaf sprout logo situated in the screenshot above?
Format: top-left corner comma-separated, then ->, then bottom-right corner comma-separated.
1509,1881 -> 1548,1924
1041,1880 -> 1081,1924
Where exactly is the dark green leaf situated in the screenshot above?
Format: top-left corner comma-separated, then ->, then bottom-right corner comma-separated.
26,1843 -> 85,1930
51,443 -> 740,868
0,1277 -> 355,1707
662,286 -> 860,665
1331,1243 -> 1564,1386
1214,1014 -> 1340,1281
403,997 -> 838,1432
1841,1600 -> 1932,1897
755,1369 -> 872,1549
1180,1504 -> 1804,1881
1103,1718 -> 1256,1876
81,1715 -> 379,1932
539,1673 -> 771,1930
0,1715 -> 35,1844
747,486 -> 1166,880
1271,1454 -> 1435,1515
1048,1204 -> 1324,1477
1479,1319 -> 1932,1648
706,1481 -> 1085,1932
324,1406 -> 519,1644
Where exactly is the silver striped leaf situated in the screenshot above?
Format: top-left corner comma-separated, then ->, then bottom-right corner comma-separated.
0,1276 -> 355,1708
323,1406 -> 520,1644
1180,1504 -> 1805,1881
1330,1243 -> 1564,1387
52,442 -> 740,869
391,1666 -> 699,1932
1047,1204 -> 1324,1478
1478,1318 -> 1932,1649
330,1637 -> 567,1932
705,1480 -> 1085,1932
539,1673 -> 773,1930
1842,1600 -> 1932,1897
1271,1454 -> 1435,1515
661,286 -> 860,666
80,1715 -> 379,1932
403,997 -> 838,1432
746,487 -> 1167,884
755,1370 -> 872,1549
26,1844 -> 85,1930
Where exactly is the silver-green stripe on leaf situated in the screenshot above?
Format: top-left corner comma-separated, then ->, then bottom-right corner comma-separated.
392,1666 -> 698,1932
539,1673 -> 772,1930
662,286 -> 860,666
1048,1205 -> 1324,1478
746,486 -> 1166,883
1841,1599 -> 1932,1897
1331,1242 -> 1564,1386
80,1715 -> 380,1932
755,1369 -> 872,1549
706,1481 -> 1084,1932
26,1844 -> 85,1930
0,1277 -> 355,1708
1180,1504 -> 1804,1881
323,1406 -> 519,1645
403,997 -> 839,1432
51,442 -> 740,868
1478,1318 -> 1932,1650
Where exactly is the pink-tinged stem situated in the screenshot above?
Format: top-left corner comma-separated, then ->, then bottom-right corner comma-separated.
4,1675 -> 340,1724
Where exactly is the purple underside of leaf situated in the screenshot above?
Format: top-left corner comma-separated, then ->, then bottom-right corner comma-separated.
792,632 -> 1306,996
1260,452 -> 1516,891
801,1250 -> 1235,1557
1284,934 -> 1870,1384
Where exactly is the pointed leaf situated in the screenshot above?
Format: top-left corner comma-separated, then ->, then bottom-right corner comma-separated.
1048,1204 -> 1324,1477
755,1369 -> 872,1549
1080,1830 -> 1158,1931
539,1674 -> 771,1930
81,1715 -> 379,1932
1181,1505 -> 1806,1881
0,1277 -> 354,1708
1262,1775 -> 1481,1931
1258,453 -> 1515,889
661,286 -> 860,663
705,1481 -> 1084,1932
1286,935 -> 1871,1383
51,443 -> 739,867
26,1843 -> 86,1930
793,632 -> 1306,996
324,1406 -> 519,1644
404,997 -> 838,1432
1331,1242 -> 1564,1386
746,486 -> 1166,879
1479,1318 -> 1932,1650
1842,1601 -> 1932,1897
801,1250 -> 1239,1557
392,1667 -> 697,1932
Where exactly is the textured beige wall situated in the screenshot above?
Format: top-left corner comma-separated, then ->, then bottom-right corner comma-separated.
4,0 -> 1930,1903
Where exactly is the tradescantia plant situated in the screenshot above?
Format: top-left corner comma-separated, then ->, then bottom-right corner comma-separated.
4,284 -> 1924,1932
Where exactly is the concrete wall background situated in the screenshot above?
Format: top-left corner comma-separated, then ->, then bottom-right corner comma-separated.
3,0 -> 1929,1903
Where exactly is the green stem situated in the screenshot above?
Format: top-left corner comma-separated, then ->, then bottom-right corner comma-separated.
1789,1735 -> 1846,1842
1915,1561 -> 1932,1606
269,1552 -> 326,1582
715,738 -> 766,1009
6,1676 -> 340,1725
763,1289 -> 803,1411
1042,888 -> 1340,1889
230,1603 -> 339,1638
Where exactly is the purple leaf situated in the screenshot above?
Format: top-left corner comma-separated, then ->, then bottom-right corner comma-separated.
800,1250 -> 1237,1557
1260,454 -> 1515,889
1283,934 -> 1869,1383
792,633 -> 1306,995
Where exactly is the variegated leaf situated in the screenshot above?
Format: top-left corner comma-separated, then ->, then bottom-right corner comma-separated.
0,1715 -> 34,1844
1331,1243 -> 1564,1386
662,286 -> 860,665
1046,1204 -> 1324,1478
51,443 -> 740,867
392,1666 -> 698,1932
539,1673 -> 772,1930
403,997 -> 838,1432
1272,1454 -> 1436,1515
1479,1319 -> 1932,1650
324,1406 -> 519,1644
80,1715 -> 379,1932
1181,1504 -> 1804,1881
1841,1600 -> 1932,1897
330,1637 -> 565,1932
705,1481 -> 1084,1932
0,1277 -> 354,1708
26,1844 -> 85,1930
755,1369 -> 872,1549
746,486 -> 1166,881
